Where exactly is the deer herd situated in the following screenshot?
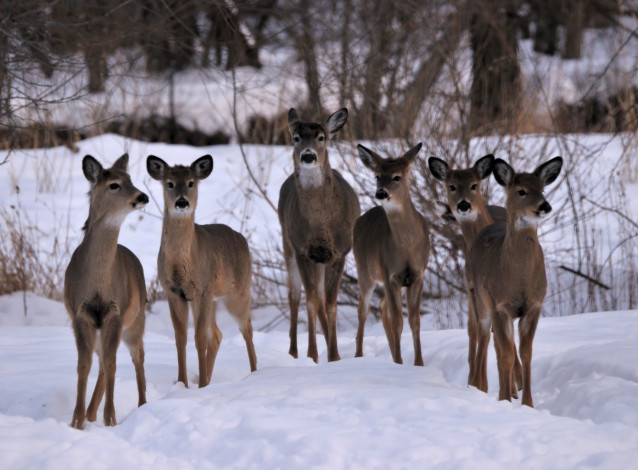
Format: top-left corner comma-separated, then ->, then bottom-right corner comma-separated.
64,108 -> 563,429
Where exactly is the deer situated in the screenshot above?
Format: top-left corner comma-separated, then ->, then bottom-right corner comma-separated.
353,143 -> 430,366
278,108 -> 361,363
147,154 -> 257,388
468,156 -> 563,407
428,155 -> 522,396
64,154 -> 148,429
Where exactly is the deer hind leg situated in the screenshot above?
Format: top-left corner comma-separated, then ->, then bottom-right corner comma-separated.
492,304 -> 515,402
355,279 -> 375,358
324,258 -> 347,362
518,303 -> 542,408
407,279 -> 424,366
285,247 -> 302,359
225,292 -> 257,372
100,303 -> 123,426
167,292 -> 189,387
385,283 -> 404,365
122,311 -> 147,408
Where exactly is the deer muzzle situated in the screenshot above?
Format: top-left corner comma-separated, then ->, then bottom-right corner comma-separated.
134,193 -> 149,208
175,197 -> 190,210
375,189 -> 389,200
538,201 -> 552,215
457,200 -> 471,213
300,152 -> 317,164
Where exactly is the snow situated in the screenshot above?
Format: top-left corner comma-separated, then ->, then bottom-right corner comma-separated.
1,293 -> 638,469
1,133 -> 638,468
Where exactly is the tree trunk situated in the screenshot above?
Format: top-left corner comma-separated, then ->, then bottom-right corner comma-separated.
563,0 -> 584,59
468,0 -> 521,134
299,0 -> 322,118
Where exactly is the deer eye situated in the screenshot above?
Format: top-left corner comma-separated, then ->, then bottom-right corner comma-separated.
293,135 -> 300,143
449,185 -> 456,192
109,183 -> 120,191
318,135 -> 325,142
471,184 -> 478,190
393,176 -> 401,182
188,181 -> 194,188
167,181 -> 174,189
518,189 -> 527,196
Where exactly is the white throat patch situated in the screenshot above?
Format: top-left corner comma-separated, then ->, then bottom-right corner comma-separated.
105,211 -> 128,229
169,207 -> 194,218
381,199 -> 403,213
298,165 -> 324,188
515,214 -> 539,230
455,209 -> 478,222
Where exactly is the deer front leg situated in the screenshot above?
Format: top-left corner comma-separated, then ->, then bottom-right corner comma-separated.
86,363 -> 104,422
71,308 -> 96,430
406,279 -> 424,366
466,286 -> 479,387
474,302 -> 492,393
192,295 -> 215,388
122,311 -> 147,408
298,255 -> 320,363
100,303 -> 123,426
285,245 -> 301,359
324,258 -> 347,362
492,304 -> 515,402
518,303 -> 542,407
167,292 -> 190,387
355,282 -> 374,358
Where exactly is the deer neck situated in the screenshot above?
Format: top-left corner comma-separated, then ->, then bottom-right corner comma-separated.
458,200 -> 493,248
384,198 -> 421,244
161,211 -> 196,261
295,161 -> 334,211
78,219 -> 122,284
503,213 -> 540,257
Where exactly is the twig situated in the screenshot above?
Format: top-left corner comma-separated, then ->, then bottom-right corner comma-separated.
583,196 -> 638,231
559,265 -> 610,290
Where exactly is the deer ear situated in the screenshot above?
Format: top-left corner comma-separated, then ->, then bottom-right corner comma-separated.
401,142 -> 422,166
357,144 -> 379,171
287,108 -> 300,136
493,159 -> 515,187
111,153 -> 129,172
325,108 -> 348,136
428,157 -> 449,181
82,155 -> 103,184
475,154 -> 495,180
535,157 -> 563,186
146,155 -> 168,181
192,154 -> 213,180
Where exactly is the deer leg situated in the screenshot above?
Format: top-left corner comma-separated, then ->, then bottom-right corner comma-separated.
492,304 -> 515,402
379,295 -> 394,355
285,246 -> 302,359
225,292 -> 257,372
100,304 -> 122,426
167,293 -> 189,387
122,311 -> 147,408
324,258 -> 346,362
407,279 -> 424,366
71,309 -> 96,430
385,283 -> 404,365
193,296 -> 214,388
298,256 -> 320,363
86,363 -> 104,422
475,304 -> 491,393
355,281 -> 374,358
315,263 -> 331,354
518,303 -> 541,408
466,285 -> 479,387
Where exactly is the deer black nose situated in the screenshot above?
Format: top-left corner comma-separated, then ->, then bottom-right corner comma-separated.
375,189 -> 388,200
301,152 -> 317,164
137,193 -> 149,204
538,201 -> 552,214
457,200 -> 471,213
175,197 -> 189,209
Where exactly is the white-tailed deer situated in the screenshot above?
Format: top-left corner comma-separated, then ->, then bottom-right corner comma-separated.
64,154 -> 148,429
354,143 -> 430,366
278,108 -> 361,363
469,156 -> 563,407
428,155 -> 522,395
147,155 -> 257,388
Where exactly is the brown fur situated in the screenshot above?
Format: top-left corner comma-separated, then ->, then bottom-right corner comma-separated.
147,155 -> 256,388
354,143 -> 430,366
468,156 -> 563,407
428,155 -> 522,395
64,154 -> 148,429
278,108 -> 361,363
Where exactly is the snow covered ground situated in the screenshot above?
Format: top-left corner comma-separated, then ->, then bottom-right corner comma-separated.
1,292 -> 638,469
2,134 -> 638,468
